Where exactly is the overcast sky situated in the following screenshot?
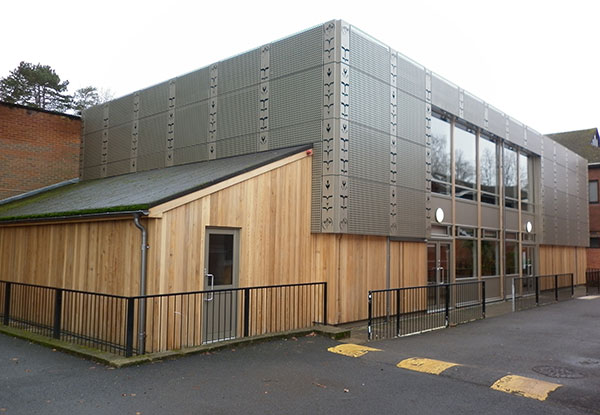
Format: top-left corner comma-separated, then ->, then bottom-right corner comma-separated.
2,0 -> 598,135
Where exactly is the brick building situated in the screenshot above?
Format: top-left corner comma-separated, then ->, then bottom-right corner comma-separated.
547,128 -> 600,268
0,102 -> 81,200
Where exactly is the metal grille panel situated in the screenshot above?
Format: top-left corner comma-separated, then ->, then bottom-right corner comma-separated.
487,106 -> 505,138
396,186 -> 427,238
463,92 -> 485,126
311,141 -> 323,233
107,123 -> 132,163
347,178 -> 389,235
138,113 -> 168,156
270,68 -> 322,129
270,121 -> 321,149
396,55 -> 425,98
350,29 -> 389,83
173,145 -> 208,165
526,129 -> 542,155
397,90 -> 426,145
83,106 -> 104,134
431,74 -> 459,115
139,81 -> 169,118
348,123 -> 389,183
106,159 -> 131,177
220,49 -> 260,93
108,94 -> 134,128
82,131 -> 102,168
216,133 -> 258,159
396,139 -> 426,189
271,26 -> 322,79
217,87 -> 258,139
137,151 -> 165,172
350,70 -> 389,133
508,118 -> 524,147
175,102 -> 208,148
176,68 -> 209,106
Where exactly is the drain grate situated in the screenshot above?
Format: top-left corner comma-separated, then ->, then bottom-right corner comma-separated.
532,365 -> 585,379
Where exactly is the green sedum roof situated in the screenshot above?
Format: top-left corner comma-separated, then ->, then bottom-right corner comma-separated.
0,145 -> 310,222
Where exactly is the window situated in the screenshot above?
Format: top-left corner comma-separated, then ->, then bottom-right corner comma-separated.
519,153 -> 534,211
590,237 -> 600,248
589,181 -> 599,204
431,115 -> 452,195
505,241 -> 519,275
456,226 -> 477,279
480,134 -> 498,205
481,229 -> 499,276
503,146 -> 518,209
454,124 -> 477,200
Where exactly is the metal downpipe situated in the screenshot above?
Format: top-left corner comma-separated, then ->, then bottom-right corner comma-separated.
133,214 -> 148,355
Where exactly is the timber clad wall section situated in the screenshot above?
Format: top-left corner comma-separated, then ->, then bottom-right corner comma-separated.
539,245 -> 587,286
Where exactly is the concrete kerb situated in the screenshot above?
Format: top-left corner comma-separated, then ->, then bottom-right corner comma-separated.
0,324 -> 351,368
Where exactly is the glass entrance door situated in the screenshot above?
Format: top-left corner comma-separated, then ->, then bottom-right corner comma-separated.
520,245 -> 536,295
427,241 -> 451,309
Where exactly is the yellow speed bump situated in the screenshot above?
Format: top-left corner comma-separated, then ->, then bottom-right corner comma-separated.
327,344 -> 381,358
491,375 -> 561,401
397,357 -> 459,375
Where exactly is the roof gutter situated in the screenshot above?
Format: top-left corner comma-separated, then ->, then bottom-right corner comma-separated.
0,178 -> 79,207
133,213 -> 148,355
0,210 -> 150,225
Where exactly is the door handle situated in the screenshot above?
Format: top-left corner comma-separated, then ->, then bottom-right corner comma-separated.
205,273 -> 214,302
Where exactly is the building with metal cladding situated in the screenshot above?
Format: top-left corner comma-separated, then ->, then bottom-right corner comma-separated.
0,20 -> 589,333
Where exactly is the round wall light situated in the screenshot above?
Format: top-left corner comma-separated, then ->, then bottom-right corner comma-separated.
526,221 -> 533,233
435,208 -> 445,223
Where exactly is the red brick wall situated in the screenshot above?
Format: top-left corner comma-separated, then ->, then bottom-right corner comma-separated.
0,103 -> 81,200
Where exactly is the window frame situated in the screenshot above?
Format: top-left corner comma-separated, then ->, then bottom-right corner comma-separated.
589,180 -> 599,204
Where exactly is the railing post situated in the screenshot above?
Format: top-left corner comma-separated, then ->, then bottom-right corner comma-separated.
554,274 -> 559,302
243,288 -> 250,337
323,283 -> 328,326
571,273 -> 574,298
125,298 -> 135,358
396,289 -> 401,335
444,284 -> 450,327
535,276 -> 539,306
512,278 -> 516,312
53,289 -> 63,339
2,282 -> 10,326
481,281 -> 486,318
367,291 -> 372,340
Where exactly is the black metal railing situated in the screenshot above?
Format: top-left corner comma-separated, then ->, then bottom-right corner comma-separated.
511,273 -> 573,312
367,281 -> 485,341
0,280 -> 326,357
586,269 -> 600,295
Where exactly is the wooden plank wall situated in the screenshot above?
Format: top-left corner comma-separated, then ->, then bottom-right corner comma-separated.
539,245 -> 587,285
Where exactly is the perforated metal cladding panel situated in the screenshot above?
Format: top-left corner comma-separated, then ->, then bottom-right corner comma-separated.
174,145 -> 208,165
350,70 -> 389,132
542,136 -> 555,160
396,90 -> 426,145
542,158 -> 555,187
567,170 -> 578,195
175,102 -> 208,148
139,81 -> 169,118
542,215 -> 557,244
270,68 -> 322,129
270,121 -> 321,149
137,152 -> 165,172
108,95 -> 134,128
463,93 -> 485,126
525,129 -> 542,155
83,131 -> 102,168
542,186 -> 555,216
106,159 -> 131,177
107,123 -> 132,163
217,88 -> 258,140
431,74 -> 459,115
348,123 -> 388,183
507,118 -> 524,147
350,29 -> 389,83
556,189 -> 568,218
487,106 -> 505,138
219,49 -> 260,93
347,178 -> 389,235
396,55 -> 425,98
567,151 -> 578,173
83,106 -> 104,134
138,113 -> 168,156
455,201 -> 478,227
270,26 -> 322,78
481,205 -> 500,228
397,139 -> 426,189
395,186 -> 426,238
176,68 -> 209,106
555,164 -> 567,189
311,142 -> 323,233
216,133 -> 257,158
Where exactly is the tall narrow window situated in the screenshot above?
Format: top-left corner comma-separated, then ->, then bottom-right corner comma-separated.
454,124 -> 476,200
519,153 -> 533,211
589,181 -> 599,204
455,227 -> 477,278
503,146 -> 518,209
480,135 -> 498,205
431,115 -> 451,195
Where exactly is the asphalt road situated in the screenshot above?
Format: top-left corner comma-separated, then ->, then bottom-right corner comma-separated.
1,296 -> 599,414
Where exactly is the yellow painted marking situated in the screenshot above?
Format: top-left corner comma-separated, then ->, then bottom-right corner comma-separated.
396,357 -> 459,375
491,375 -> 561,401
327,344 -> 381,358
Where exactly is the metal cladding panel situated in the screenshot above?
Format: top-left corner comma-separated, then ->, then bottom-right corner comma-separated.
578,173 -> 587,196
487,106 -> 505,138
568,192 -> 578,218
173,145 -> 208,165
481,205 -> 500,228
311,142 -> 323,233
463,92 -> 485,126
83,105 -> 104,134
542,159 -> 555,187
106,159 -> 131,177
430,195 -> 452,224
107,123 -> 132,163
82,165 -> 102,181
219,48 -> 260,93
348,123 -> 388,183
350,70 -> 389,133
270,121 -> 321,149
555,164 -> 567,190
505,209 -> 519,231
567,170 -> 578,195
522,212 -> 535,231
542,186 -> 555,214
455,200 -> 477,226
396,90 -> 426,145
567,150 -> 578,173
176,68 -> 209,107
138,113 -> 168,156
507,118 -> 524,147
108,94 -> 134,127
542,136 -> 555,160
270,26 -> 322,79
217,87 -> 258,139
556,189 -> 568,218
137,151 -> 165,172
83,131 -> 102,168
396,55 -> 425,98
347,178 -> 389,235
270,67 -> 322,129
396,139 -> 426,189
431,74 -> 459,115
542,215 -> 556,244
139,81 -> 169,118
216,133 -> 258,158
350,29 -> 389,83
395,186 -> 427,238
175,102 -> 208,148
525,128 -> 542,155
